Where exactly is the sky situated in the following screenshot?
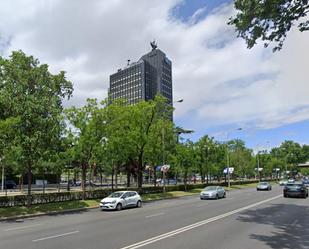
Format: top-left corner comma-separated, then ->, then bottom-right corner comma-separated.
0,0 -> 308,152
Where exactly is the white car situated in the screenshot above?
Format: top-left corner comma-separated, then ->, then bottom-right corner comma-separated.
100,191 -> 142,211
200,186 -> 226,200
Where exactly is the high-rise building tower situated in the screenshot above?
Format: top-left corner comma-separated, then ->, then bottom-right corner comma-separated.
109,41 -> 173,106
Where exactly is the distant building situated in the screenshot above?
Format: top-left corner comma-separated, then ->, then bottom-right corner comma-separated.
109,41 -> 173,106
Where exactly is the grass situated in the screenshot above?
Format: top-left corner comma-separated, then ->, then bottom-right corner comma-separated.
225,182 -> 258,191
0,182 -> 260,218
0,199 -> 100,219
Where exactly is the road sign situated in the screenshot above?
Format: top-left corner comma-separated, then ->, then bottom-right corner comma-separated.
161,165 -> 170,173
223,167 -> 234,174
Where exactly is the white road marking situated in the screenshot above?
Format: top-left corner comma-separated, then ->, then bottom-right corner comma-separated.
145,212 -> 165,218
32,230 -> 79,242
196,203 -> 208,207
4,224 -> 41,231
119,194 -> 282,249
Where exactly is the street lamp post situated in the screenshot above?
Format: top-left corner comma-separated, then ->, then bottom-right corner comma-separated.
226,128 -> 242,188
255,141 -> 269,181
162,99 -> 184,196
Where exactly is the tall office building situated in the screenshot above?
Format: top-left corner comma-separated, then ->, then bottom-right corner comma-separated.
109,42 -> 173,106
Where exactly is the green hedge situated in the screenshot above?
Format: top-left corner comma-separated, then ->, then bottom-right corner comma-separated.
0,180 -> 259,207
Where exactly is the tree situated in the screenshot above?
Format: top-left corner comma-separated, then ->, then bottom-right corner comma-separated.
229,0 -> 309,51
65,98 -> 106,198
175,140 -> 195,190
196,135 -> 217,183
0,51 -> 73,206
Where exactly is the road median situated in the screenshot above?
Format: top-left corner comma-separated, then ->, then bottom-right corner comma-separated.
0,182 -> 262,221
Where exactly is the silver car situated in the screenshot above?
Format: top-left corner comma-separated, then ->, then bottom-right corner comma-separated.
99,191 -> 142,211
256,182 -> 272,191
200,186 -> 226,200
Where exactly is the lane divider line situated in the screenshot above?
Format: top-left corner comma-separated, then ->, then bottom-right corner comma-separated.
145,213 -> 165,218
4,223 -> 41,231
32,230 -> 79,242
119,195 -> 282,249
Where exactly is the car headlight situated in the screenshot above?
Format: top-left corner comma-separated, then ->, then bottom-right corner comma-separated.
111,200 -> 116,204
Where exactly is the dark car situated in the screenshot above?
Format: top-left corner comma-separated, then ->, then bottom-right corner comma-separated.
4,180 -> 17,189
283,181 -> 308,198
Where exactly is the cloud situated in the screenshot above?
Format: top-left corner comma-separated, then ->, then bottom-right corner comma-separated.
0,0 -> 308,133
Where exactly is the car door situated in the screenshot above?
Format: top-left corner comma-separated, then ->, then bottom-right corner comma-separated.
129,192 -> 138,206
218,187 -> 224,197
122,192 -> 130,207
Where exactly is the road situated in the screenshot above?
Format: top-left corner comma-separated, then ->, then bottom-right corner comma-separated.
0,185 -> 308,249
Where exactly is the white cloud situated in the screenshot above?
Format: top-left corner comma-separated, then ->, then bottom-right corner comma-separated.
0,0 -> 308,133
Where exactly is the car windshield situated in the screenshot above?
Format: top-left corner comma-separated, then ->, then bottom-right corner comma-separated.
204,186 -> 217,191
259,182 -> 268,185
108,192 -> 124,198
287,183 -> 302,187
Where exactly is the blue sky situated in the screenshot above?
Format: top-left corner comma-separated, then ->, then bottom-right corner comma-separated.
0,0 -> 308,151
171,0 -> 309,150
172,0 -> 232,21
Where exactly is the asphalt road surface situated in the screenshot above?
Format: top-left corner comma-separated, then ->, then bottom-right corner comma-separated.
0,185 -> 308,249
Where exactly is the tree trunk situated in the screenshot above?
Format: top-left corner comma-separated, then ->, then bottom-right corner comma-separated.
184,169 -> 188,191
137,164 -> 143,192
115,166 -> 118,189
82,163 -> 86,200
154,166 -> 157,187
137,155 -> 144,192
43,170 -> 45,195
19,175 -> 24,193
127,171 -> 131,187
57,174 -> 61,192
111,167 -> 114,191
27,162 -> 32,208
100,172 -> 103,186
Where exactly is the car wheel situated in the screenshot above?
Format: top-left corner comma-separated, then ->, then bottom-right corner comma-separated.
223,192 -> 226,198
284,194 -> 288,198
216,194 -> 219,200
136,200 -> 142,208
116,203 -> 122,211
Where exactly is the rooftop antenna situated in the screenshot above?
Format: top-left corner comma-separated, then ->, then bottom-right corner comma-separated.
150,40 -> 157,50
127,59 -> 130,66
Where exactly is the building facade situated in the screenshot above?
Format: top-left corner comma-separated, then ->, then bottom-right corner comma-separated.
109,42 -> 173,106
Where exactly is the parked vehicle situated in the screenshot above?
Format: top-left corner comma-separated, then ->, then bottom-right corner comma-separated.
279,179 -> 288,186
287,178 -> 295,183
200,186 -> 226,200
302,179 -> 309,187
4,180 -> 17,189
100,191 -> 142,211
283,181 -> 308,198
256,182 -> 272,191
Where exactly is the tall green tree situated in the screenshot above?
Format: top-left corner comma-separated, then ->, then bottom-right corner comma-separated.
229,0 -> 309,51
196,135 -> 217,183
0,51 -> 73,205
65,98 -> 107,198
